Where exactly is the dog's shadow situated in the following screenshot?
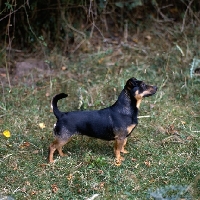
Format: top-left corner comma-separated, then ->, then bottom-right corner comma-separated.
67,136 -> 113,156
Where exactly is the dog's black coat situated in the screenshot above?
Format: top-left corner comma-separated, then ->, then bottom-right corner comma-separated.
53,92 -> 138,141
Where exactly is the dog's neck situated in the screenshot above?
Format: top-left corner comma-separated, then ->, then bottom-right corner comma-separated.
112,89 -> 138,115
124,89 -> 141,109
125,89 -> 142,109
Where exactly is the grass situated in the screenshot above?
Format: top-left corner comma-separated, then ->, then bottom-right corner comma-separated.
1,25 -> 200,199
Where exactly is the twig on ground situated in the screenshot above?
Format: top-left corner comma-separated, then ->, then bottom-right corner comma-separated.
138,115 -> 151,119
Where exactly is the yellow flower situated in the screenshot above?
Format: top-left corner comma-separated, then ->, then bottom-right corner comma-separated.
3,130 -> 11,138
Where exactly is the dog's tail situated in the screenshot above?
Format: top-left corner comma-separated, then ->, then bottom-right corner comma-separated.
51,93 -> 68,119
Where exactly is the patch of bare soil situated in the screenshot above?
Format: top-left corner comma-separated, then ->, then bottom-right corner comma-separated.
0,58 -> 54,87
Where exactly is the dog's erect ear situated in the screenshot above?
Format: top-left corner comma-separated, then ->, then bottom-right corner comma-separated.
125,77 -> 139,91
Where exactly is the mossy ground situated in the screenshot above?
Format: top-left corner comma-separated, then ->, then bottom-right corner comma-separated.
0,23 -> 200,199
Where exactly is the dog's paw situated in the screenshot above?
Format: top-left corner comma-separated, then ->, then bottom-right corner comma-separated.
49,159 -> 55,163
121,149 -> 129,154
114,160 -> 121,166
114,157 -> 124,166
59,153 -> 67,157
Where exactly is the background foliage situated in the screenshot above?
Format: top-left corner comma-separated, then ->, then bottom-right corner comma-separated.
1,0 -> 200,52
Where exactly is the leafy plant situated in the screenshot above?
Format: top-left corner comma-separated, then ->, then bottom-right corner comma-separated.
147,185 -> 192,200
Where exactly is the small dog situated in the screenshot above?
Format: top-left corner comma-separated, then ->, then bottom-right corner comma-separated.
49,77 -> 157,165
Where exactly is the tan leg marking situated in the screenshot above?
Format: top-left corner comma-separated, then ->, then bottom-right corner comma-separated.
121,138 -> 129,154
127,124 -> 136,134
49,138 -> 71,163
114,138 -> 125,166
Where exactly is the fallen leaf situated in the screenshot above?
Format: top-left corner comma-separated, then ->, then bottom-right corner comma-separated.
149,178 -> 155,183
145,35 -> 152,40
0,73 -> 6,77
132,158 -> 137,162
144,160 -> 151,167
3,130 -> 11,138
33,150 -> 39,154
99,182 -> 105,188
45,92 -> 50,97
163,180 -> 169,184
132,38 -> 138,43
78,188 -> 82,193
150,104 -> 155,109
62,66 -> 67,70
186,136 -> 193,140
26,181 -> 31,186
98,58 -> 104,64
98,170 -> 104,174
30,190 -> 37,195
67,174 -> 73,181
167,124 -> 178,135
21,187 -> 26,193
38,123 -> 46,129
51,184 -> 58,193
20,142 -> 30,149
23,142 -> 30,147
39,163 -> 47,168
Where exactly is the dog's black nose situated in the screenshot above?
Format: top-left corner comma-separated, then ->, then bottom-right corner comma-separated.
154,86 -> 158,91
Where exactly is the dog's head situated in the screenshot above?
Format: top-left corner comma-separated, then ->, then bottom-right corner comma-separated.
125,77 -> 157,108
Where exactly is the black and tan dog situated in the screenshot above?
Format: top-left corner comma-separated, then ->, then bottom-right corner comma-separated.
49,77 -> 157,165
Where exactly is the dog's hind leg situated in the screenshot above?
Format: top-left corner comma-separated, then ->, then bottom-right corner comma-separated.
49,137 -> 71,163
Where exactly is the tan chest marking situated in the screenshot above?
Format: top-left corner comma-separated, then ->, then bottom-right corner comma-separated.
134,90 -> 142,109
136,99 -> 142,109
127,124 -> 136,134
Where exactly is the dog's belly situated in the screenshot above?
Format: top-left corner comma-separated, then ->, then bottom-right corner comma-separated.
77,122 -> 137,141
77,123 -> 116,141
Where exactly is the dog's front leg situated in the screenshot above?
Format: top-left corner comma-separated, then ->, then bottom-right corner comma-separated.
120,137 -> 129,154
114,138 -> 126,166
